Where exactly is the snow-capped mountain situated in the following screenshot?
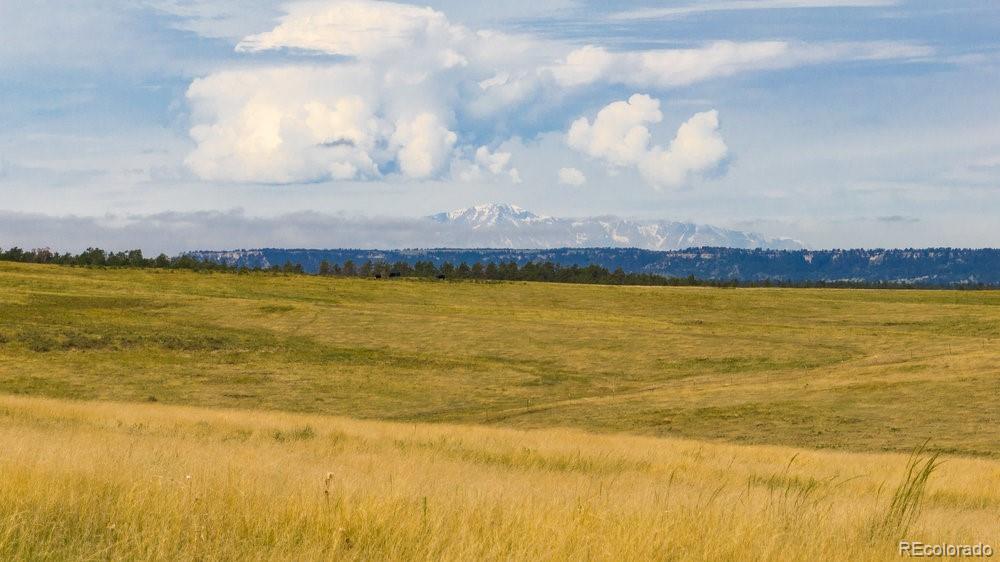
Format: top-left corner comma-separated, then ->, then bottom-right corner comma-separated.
429,204 -> 551,228
428,204 -> 805,250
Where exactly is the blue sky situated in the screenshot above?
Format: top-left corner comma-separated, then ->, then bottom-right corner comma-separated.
1,0 -> 998,251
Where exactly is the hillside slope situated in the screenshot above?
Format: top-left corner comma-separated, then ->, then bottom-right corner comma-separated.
1,262 -> 998,456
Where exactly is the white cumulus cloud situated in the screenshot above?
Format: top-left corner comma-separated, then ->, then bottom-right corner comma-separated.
182,0 -> 930,186
568,95 -> 728,189
567,94 -> 662,167
640,110 -> 729,188
185,65 -> 393,183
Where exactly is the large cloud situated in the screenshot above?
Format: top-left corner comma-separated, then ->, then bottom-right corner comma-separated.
568,94 -> 728,189
183,0 -> 931,186
185,65 -> 388,183
185,1 -> 533,184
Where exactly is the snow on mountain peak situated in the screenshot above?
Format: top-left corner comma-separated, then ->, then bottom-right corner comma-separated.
433,203 -> 548,227
428,204 -> 805,250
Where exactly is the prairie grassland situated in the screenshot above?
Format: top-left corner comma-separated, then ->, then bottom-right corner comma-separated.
0,262 -> 999,456
0,394 -> 997,561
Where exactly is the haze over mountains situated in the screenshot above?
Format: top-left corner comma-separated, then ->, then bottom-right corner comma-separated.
0,204 -> 802,256
185,203 -> 1000,285
13,202 -> 990,285
427,204 -> 804,250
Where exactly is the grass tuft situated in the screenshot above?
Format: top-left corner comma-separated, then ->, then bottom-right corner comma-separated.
869,443 -> 943,541
272,426 -> 317,442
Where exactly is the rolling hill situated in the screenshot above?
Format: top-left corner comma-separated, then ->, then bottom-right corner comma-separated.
1,262 -> 998,560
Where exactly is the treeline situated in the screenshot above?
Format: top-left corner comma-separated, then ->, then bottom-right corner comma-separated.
1,246 -> 318,274
314,259 -> 981,289
1,246 -> 994,289
0,247 -> 235,271
316,259 -> 678,286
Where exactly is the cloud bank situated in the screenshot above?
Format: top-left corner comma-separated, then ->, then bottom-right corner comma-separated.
0,208 -> 798,255
183,0 -> 931,189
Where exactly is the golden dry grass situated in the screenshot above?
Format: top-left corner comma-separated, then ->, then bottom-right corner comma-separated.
0,394 -> 997,561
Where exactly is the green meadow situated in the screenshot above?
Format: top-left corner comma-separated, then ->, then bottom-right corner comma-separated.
1,261 -> 997,457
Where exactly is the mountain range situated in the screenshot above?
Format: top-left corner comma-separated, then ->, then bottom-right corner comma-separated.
186,204 -> 1000,286
425,204 -> 805,250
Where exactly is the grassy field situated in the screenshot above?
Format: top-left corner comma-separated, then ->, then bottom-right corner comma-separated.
1,262 -> 997,456
0,262 -> 998,559
1,394 -> 997,561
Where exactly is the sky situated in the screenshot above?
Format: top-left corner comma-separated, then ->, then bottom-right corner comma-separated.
1,0 -> 999,252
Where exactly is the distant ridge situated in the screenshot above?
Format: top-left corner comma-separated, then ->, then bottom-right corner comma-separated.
423,203 -> 805,250
188,247 -> 1000,285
